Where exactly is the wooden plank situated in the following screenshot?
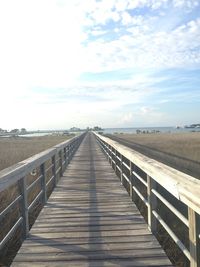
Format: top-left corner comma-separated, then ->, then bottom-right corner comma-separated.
13,248 -> 169,261
17,241 -> 162,253
12,132 -> 172,267
11,259 -> 173,267
33,219 -> 144,227
22,235 -> 158,245
30,224 -> 148,234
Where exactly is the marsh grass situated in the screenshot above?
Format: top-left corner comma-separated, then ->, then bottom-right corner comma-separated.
0,135 -> 74,171
115,132 -> 200,162
0,135 -> 74,266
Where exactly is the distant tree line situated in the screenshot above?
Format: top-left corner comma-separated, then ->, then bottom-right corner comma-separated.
0,128 -> 27,134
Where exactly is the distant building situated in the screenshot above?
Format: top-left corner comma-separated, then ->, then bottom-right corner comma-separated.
21,128 -> 27,134
93,126 -> 103,131
0,128 -> 7,133
70,127 -> 81,132
10,129 -> 20,134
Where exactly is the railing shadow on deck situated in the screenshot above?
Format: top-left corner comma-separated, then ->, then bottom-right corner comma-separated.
0,132 -> 86,266
94,132 -> 200,267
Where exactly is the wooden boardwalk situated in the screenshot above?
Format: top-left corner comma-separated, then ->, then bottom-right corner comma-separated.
12,133 -> 172,267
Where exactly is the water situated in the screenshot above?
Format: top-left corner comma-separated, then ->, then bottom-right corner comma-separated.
20,132 -> 50,137
102,127 -> 200,134
0,132 -> 57,138
1,127 -> 199,138
2,131 -> 82,138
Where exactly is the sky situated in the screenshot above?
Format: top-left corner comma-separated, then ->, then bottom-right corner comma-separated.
0,0 -> 200,130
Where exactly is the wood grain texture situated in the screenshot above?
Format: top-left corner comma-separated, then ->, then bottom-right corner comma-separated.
12,133 -> 172,267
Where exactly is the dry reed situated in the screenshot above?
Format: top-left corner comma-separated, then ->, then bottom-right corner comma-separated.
0,135 -> 74,171
114,132 -> 200,162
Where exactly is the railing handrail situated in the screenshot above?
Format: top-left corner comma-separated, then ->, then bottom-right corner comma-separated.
94,132 -> 200,215
0,134 -> 84,193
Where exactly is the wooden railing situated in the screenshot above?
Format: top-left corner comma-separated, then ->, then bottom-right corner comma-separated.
94,132 -> 200,267
0,133 -> 85,253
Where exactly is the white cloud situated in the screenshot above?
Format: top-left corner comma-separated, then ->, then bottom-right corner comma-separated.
173,0 -> 199,9
118,106 -> 167,127
126,0 -> 199,10
119,112 -> 134,124
121,11 -> 132,25
115,1 -> 128,11
83,15 -> 200,72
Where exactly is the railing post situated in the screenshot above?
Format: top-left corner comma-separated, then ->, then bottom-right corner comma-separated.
147,175 -> 157,234
111,147 -> 113,169
69,143 -> 72,161
108,145 -> 110,164
188,208 -> 200,267
131,163 -> 137,203
70,142 -> 74,158
68,144 -> 71,161
40,163 -> 47,204
114,148 -> 117,173
129,161 -> 133,199
120,154 -> 123,184
71,142 -> 74,160
19,177 -> 29,238
64,147 -> 67,170
51,155 -> 56,187
67,145 -> 70,164
59,150 -> 63,177
106,144 -> 109,161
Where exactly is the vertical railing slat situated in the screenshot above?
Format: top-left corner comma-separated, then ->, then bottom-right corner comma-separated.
40,163 -> 47,204
52,155 -> 56,187
64,147 -> 67,170
59,150 -> 63,178
18,177 -> 29,238
131,163 -> 137,203
147,175 -> 157,234
129,161 -> 133,199
114,148 -> 117,173
120,154 -> 123,184
188,208 -> 200,267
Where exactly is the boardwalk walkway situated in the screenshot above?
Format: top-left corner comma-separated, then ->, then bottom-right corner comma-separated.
12,133 -> 172,267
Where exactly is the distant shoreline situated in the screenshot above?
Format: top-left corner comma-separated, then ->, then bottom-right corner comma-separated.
1,126 -> 200,138
102,126 -> 200,134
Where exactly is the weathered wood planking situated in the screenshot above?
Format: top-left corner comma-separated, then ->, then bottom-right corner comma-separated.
12,133 -> 172,267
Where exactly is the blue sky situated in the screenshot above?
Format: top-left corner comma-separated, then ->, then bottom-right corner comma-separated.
0,0 -> 200,130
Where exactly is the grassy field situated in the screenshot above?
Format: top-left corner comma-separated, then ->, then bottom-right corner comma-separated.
0,135 -> 74,171
112,132 -> 200,162
108,132 -> 200,179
